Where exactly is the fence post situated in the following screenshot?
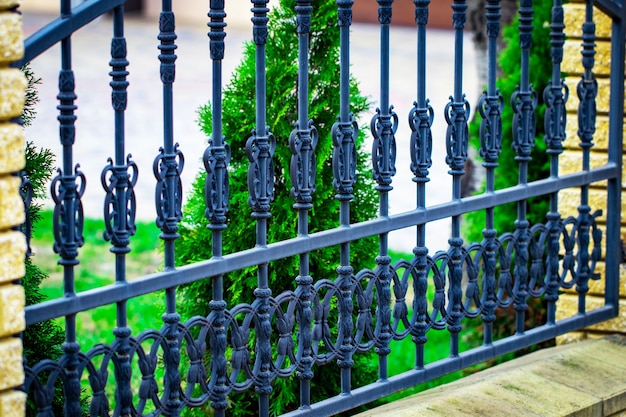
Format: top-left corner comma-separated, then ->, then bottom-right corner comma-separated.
0,0 -> 27,415
557,0 -> 626,341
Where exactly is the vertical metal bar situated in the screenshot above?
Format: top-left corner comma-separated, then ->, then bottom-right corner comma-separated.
371,0 -> 396,382
478,0 -> 503,344
290,0 -> 316,408
248,1 -> 275,414
604,2 -> 624,312
154,0 -> 182,414
510,0 -> 535,334
444,0 -> 469,357
53,1 -> 83,414
572,0 -> 597,316
102,6 -> 135,416
332,0 -> 357,396
543,0 -> 567,323
409,0 -> 433,370
205,0 -> 230,414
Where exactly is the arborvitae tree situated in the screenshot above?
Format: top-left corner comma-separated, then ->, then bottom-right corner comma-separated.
176,0 -> 378,414
465,0 -> 552,243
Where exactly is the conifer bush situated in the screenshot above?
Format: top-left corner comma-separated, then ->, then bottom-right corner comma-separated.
176,0 -> 378,414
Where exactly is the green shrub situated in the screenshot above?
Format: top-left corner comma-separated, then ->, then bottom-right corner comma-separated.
176,0 -> 378,414
464,0 -> 552,244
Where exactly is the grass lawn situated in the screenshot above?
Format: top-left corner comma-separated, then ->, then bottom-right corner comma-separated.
32,209 -> 165,347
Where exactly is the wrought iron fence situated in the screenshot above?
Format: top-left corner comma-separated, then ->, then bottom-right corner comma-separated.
17,0 -> 624,416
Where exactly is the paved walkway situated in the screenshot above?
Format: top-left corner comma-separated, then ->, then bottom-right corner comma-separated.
22,12 -> 479,254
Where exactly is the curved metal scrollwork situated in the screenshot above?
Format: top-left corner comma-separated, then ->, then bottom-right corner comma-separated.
101,154 -> 138,250
23,208 -> 604,414
409,102 -> 434,181
289,120 -> 318,205
371,106 -> 398,189
246,128 -> 276,214
331,119 -> 358,197
154,144 -> 184,235
50,165 -> 85,260
444,97 -> 470,174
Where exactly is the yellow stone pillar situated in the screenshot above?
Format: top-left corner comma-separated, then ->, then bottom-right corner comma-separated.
557,1 -> 626,342
0,0 -> 27,415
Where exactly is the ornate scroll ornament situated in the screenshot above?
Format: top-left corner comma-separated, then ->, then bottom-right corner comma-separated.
478,92 -> 503,164
51,165 -> 85,261
246,128 -> 276,213
101,155 -> 138,250
337,0 -> 354,27
158,10 -> 177,84
109,37 -> 129,112
204,139 -> 231,227
289,120 -> 318,205
208,0 -> 226,60
154,144 -> 184,235
511,88 -> 538,160
414,0 -> 430,26
251,0 -> 270,46
577,76 -> 597,147
543,81 -> 569,154
371,106 -> 398,189
444,96 -> 470,173
377,0 -> 393,24
332,118 -> 358,197
409,102 -> 434,180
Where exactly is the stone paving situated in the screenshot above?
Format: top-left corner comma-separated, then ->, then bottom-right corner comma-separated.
22,11 -> 478,254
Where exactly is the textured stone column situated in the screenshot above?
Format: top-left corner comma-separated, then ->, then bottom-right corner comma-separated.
0,0 -> 27,415
557,0 -> 626,342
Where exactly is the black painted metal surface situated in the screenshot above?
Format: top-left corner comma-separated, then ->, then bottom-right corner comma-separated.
19,0 -> 624,415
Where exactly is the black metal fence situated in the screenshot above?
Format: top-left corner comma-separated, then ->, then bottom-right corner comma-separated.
18,0 -> 624,416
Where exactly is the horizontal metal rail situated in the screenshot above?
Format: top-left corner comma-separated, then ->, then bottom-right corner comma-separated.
25,163 -> 618,325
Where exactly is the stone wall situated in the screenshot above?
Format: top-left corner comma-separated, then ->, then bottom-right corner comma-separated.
556,1 -> 626,341
0,0 -> 27,415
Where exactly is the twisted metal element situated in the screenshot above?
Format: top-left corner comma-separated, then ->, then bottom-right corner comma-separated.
154,2 -> 183,414
409,0 -> 433,369
478,0 -> 503,344
104,7 -> 135,415
333,0 -> 357,395
575,0 -> 601,315
53,2 -> 85,411
444,0 -> 469,357
204,0 -> 230,413
510,0 -> 535,334
290,0 -> 317,407
249,1 -> 275,413
542,0 -> 569,323
370,0 -> 397,381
